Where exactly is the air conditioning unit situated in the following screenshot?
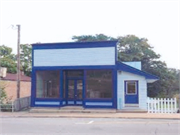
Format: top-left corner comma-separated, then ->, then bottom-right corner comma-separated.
0,67 -> 7,78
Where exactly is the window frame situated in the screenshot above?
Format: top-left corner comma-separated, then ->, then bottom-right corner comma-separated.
125,81 -> 138,95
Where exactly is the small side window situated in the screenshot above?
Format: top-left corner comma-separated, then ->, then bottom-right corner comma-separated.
126,81 -> 137,95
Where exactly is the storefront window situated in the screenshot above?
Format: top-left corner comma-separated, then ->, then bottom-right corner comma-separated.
36,70 -> 60,98
86,70 -> 113,99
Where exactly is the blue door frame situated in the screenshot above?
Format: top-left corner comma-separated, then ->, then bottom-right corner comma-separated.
66,78 -> 83,105
124,81 -> 139,104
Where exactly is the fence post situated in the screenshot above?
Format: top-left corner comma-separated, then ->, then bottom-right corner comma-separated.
155,98 -> 157,113
170,98 -> 173,113
12,101 -> 14,112
167,98 -> 170,113
157,98 -> 160,113
164,98 -> 166,113
147,97 -> 149,113
174,98 -> 177,113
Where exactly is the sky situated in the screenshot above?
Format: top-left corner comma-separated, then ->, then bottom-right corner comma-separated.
0,0 -> 179,69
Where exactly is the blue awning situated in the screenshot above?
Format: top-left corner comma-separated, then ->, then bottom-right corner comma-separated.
117,62 -> 159,80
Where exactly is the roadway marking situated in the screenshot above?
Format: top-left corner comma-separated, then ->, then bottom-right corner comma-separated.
88,120 -> 94,124
75,120 -> 94,125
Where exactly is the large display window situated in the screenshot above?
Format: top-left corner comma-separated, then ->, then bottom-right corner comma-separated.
86,70 -> 113,99
36,70 -> 60,98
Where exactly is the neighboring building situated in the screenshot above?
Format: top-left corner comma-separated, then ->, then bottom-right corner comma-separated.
31,41 -> 158,110
0,69 -> 31,101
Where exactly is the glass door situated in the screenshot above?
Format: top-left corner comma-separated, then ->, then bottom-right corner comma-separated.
67,79 -> 83,105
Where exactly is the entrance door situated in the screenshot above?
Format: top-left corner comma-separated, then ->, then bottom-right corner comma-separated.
125,81 -> 139,104
67,79 -> 83,105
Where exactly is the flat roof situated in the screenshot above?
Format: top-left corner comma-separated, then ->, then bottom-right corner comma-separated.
32,40 -> 118,46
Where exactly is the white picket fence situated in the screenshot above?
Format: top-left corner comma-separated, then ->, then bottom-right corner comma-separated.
147,97 -> 177,113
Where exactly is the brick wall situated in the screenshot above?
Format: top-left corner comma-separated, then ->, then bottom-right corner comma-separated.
1,80 -> 31,101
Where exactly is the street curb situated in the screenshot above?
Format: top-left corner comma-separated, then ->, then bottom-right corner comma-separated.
1,115 -> 180,120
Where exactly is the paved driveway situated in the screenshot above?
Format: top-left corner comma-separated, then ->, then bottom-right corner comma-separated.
1,118 -> 180,135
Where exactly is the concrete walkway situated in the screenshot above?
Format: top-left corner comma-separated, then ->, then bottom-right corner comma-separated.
1,111 -> 180,120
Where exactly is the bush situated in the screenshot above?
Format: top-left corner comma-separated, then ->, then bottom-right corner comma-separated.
174,94 -> 180,105
0,81 -> 7,103
0,103 -> 13,112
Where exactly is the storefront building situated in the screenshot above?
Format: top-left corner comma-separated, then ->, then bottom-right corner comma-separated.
31,41 -> 158,110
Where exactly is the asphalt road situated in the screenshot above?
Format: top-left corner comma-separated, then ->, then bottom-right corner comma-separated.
0,118 -> 179,135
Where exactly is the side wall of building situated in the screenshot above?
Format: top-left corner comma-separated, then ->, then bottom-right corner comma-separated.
1,80 -> 31,101
117,71 -> 147,110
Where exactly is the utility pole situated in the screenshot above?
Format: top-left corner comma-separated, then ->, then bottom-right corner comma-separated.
17,25 -> 21,98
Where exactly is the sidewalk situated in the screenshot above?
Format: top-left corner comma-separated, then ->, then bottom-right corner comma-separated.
1,111 -> 180,120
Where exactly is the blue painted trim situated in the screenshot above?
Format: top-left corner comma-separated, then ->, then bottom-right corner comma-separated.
117,62 -> 159,79
84,99 -> 113,102
33,105 -> 60,107
32,41 -> 118,49
33,65 -> 116,70
60,70 -> 63,99
30,69 -> 35,107
115,42 -> 118,63
85,102 -> 113,106
124,80 -> 139,104
84,106 -> 114,109
35,101 -> 60,105
65,71 -> 68,104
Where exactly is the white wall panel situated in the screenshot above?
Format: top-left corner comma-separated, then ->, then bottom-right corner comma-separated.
117,71 -> 147,110
34,47 -> 115,66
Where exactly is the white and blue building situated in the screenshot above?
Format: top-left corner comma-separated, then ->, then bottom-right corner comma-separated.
31,41 -> 158,110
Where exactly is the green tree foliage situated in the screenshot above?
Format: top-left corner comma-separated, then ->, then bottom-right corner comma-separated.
117,35 -> 179,98
72,34 -> 179,98
72,34 -> 116,42
0,45 -> 17,73
0,44 -> 32,76
20,44 -> 32,76
0,82 -> 7,103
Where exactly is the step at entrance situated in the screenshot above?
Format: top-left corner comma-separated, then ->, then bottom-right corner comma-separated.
29,107 -> 60,113
29,107 -> 117,113
60,106 -> 84,110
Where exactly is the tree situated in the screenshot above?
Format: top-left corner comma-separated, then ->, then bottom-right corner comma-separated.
0,45 -> 17,73
0,81 -> 7,103
72,34 -> 179,98
20,44 -> 32,76
72,34 -> 116,42
117,35 -> 178,98
0,44 -> 32,76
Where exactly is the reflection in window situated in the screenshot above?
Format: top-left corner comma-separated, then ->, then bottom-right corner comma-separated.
126,81 -> 137,94
63,71 -> 66,98
86,70 -> 113,99
66,70 -> 83,77
36,71 -> 60,98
